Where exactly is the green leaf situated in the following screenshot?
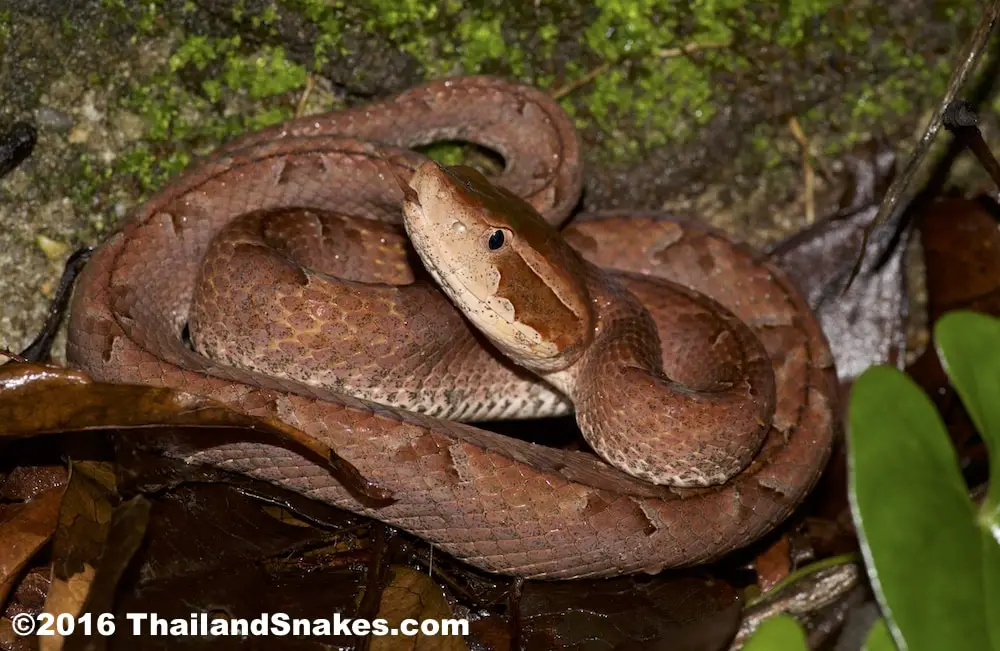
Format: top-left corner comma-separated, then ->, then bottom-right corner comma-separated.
848,365 -> 996,650
934,311 -> 1000,541
742,614 -> 808,651
863,617 -> 897,651
934,311 -> 1000,649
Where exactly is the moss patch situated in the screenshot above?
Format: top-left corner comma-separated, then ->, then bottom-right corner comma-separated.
112,34 -> 307,193
74,2 -> 312,207
0,10 -> 12,46
71,0 -> 983,211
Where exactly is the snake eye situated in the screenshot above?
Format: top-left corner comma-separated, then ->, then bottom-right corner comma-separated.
487,229 -> 506,250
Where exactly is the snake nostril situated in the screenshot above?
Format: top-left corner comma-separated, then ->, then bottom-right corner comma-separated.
181,322 -> 193,348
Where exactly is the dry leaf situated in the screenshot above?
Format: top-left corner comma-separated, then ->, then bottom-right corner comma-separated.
0,485 -> 66,605
372,566 -> 470,651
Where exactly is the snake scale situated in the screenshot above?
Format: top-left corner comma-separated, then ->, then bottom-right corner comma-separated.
66,76 -> 838,580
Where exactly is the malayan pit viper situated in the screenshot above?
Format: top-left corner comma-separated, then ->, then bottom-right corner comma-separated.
66,76 -> 838,580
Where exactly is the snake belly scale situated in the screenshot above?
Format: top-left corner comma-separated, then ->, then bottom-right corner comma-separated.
66,76 -> 837,580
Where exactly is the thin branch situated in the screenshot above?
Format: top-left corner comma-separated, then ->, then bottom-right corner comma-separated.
295,73 -> 316,118
789,117 -> 817,221
550,62 -> 611,100
844,0 -> 1000,291
549,40 -> 731,100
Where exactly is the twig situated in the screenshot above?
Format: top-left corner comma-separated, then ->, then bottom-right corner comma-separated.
1,349 -> 29,364
550,62 -> 611,100
549,40 -> 731,100
844,0 -> 1000,292
656,40 -> 730,58
788,117 -> 817,221
295,73 -> 316,118
942,99 -> 1000,190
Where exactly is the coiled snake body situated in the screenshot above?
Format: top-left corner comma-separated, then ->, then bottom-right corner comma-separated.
66,77 -> 837,580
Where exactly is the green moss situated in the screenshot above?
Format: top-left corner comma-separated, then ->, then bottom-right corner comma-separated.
70,0 -> 980,210
584,0 -> 673,62
362,0 -> 439,30
135,2 -> 162,34
797,36 -> 954,156
748,123 -> 784,170
573,0 -> 971,163
286,1 -> 526,78
417,143 -> 467,166
375,3 -> 525,77
115,146 -> 192,195
0,10 -> 11,47
538,24 -> 559,46
59,14 -> 75,39
232,0 -> 280,29
99,0 -> 163,35
278,0 -> 347,66
70,153 -> 111,212
74,29 -> 309,210
224,45 -> 307,99
773,0 -> 836,47
575,0 -> 730,160
455,15 -> 525,77
138,34 -> 304,133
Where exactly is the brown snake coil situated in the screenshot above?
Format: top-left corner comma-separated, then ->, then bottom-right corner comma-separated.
66,76 -> 838,580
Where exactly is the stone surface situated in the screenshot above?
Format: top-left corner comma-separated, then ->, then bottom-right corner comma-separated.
0,0 -> 991,359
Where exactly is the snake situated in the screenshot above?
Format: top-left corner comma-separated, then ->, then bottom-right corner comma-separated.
65,76 -> 838,580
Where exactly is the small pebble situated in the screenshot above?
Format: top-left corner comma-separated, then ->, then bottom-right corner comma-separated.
34,106 -> 75,133
68,122 -> 92,144
115,111 -> 146,142
36,234 -> 70,263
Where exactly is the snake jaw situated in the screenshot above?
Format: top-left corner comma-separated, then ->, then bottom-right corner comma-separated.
401,163 -> 488,310
402,161 -> 566,367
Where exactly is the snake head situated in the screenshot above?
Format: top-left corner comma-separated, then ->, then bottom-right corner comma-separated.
402,160 -> 595,372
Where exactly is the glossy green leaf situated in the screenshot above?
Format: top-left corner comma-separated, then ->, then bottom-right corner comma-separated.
863,617 -> 897,651
934,311 -> 1000,541
741,614 -> 808,651
848,365 -> 997,651
934,310 -> 1000,649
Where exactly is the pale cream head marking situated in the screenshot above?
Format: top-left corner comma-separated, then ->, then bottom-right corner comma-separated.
402,161 -> 594,372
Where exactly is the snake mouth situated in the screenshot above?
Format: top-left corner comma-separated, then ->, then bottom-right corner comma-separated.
180,322 -> 194,349
405,206 -> 506,325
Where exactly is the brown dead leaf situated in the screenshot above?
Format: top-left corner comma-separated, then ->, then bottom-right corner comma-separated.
3,568 -> 50,619
0,484 -> 66,606
39,564 -> 93,651
51,463 -> 117,583
1,468 -> 68,502
0,358 -> 398,649
909,196 -> 1000,390
61,497 -> 150,651
769,139 -> 909,387
104,480 -> 373,650
0,616 -> 36,651
126,481 -> 364,583
920,197 -> 1000,315
34,463 -> 120,651
754,535 -> 792,593
372,566 -> 469,651
0,364 -> 391,506
907,196 -> 998,478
